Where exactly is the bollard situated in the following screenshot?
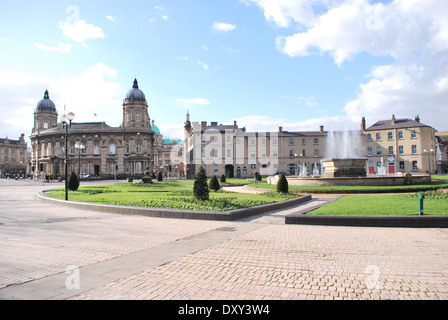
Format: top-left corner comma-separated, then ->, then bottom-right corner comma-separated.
419,194 -> 424,216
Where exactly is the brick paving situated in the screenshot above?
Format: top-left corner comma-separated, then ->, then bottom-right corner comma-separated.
0,179 -> 447,300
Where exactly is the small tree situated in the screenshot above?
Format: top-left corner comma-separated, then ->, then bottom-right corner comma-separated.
157,171 -> 163,182
276,174 -> 288,194
209,175 -> 220,192
220,173 -> 226,183
194,167 -> 209,201
68,172 -> 79,191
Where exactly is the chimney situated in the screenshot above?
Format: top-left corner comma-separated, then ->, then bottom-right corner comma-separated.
319,125 -> 324,132
392,114 -> 396,124
211,121 -> 218,126
233,120 -> 238,129
415,114 -> 420,123
279,126 -> 283,133
361,117 -> 366,131
201,121 -> 207,128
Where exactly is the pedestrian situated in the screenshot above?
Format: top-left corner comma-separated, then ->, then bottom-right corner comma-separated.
254,170 -> 258,185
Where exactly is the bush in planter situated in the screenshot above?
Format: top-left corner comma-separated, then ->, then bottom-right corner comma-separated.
220,174 -> 226,183
68,172 -> 79,191
157,171 -> 163,182
142,167 -> 153,184
276,174 -> 289,194
193,167 -> 209,201
209,175 -> 220,192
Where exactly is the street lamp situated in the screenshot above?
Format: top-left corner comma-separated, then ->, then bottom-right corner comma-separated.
75,142 -> 85,177
60,112 -> 75,201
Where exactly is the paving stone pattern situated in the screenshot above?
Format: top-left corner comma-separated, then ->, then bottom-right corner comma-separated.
0,180 -> 447,300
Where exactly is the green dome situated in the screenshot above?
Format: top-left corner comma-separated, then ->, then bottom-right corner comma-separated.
151,123 -> 160,135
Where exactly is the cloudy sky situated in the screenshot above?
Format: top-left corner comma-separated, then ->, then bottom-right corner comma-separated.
1,0 -> 447,144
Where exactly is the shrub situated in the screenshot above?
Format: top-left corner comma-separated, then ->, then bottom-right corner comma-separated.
157,171 -> 163,181
209,175 -> 221,192
68,172 -> 79,191
193,167 -> 209,201
276,174 -> 289,194
220,173 -> 226,183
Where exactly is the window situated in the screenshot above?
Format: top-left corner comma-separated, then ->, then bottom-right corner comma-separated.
388,146 -> 394,155
302,138 -> 306,146
367,134 -> 372,141
201,149 -> 205,159
126,113 -> 130,122
201,136 -> 206,144
411,130 -> 417,139
94,145 -> 100,155
136,113 -> 141,121
251,164 -> 256,169
81,146 -> 86,154
272,138 -> 278,145
314,149 -> 319,157
289,138 -> 294,146
227,136 -> 231,143
126,145 -> 130,154
290,150 -> 295,158
313,138 -> 319,145
377,147 -> 382,156
70,145 -> 75,155
44,122 -> 48,129
243,166 -> 247,174
399,161 -> 405,172
226,149 -> 231,159
398,131 -> 403,139
376,133 -> 381,141
214,165 -> 218,173
262,138 -> 266,145
388,132 -> 393,140
250,151 -> 256,158
273,150 -> 278,158
412,145 -> 417,154
250,139 -> 256,145
109,144 -> 116,154
126,163 -> 130,173
412,161 -> 418,171
213,149 -> 218,158
399,146 -> 404,155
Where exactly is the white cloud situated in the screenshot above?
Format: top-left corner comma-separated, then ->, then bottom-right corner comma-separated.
197,60 -> 209,71
106,16 -> 114,22
176,98 -> 211,109
176,56 -> 189,61
34,42 -> 72,53
59,20 -> 104,43
246,0 -> 448,131
212,22 -> 236,32
0,63 -> 125,140
161,15 -> 169,21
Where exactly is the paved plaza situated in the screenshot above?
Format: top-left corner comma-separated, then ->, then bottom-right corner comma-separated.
0,179 -> 447,300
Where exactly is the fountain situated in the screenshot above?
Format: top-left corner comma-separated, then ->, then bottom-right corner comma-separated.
267,129 -> 430,187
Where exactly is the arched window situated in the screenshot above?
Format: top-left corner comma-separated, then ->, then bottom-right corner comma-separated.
109,144 -> 116,154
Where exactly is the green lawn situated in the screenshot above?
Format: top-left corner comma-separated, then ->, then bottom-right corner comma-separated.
45,180 -> 299,211
309,191 -> 448,216
248,177 -> 448,193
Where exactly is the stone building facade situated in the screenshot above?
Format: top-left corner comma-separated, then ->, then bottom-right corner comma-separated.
0,134 -> 28,178
29,79 -> 182,180
183,114 -> 438,178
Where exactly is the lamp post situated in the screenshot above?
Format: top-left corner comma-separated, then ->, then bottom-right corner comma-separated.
60,112 -> 75,201
75,142 -> 85,177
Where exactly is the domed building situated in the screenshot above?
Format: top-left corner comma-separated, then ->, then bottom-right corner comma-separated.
29,79 -> 184,180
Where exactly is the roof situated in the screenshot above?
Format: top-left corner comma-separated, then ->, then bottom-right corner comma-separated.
151,123 -> 160,135
162,137 -> 183,145
436,131 -> 448,143
366,118 -> 430,131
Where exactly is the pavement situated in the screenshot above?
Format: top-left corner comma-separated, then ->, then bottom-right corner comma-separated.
0,178 -> 447,300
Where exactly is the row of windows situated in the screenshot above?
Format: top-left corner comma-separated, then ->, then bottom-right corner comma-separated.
368,145 -> 418,156
201,136 -> 320,146
367,130 -> 417,142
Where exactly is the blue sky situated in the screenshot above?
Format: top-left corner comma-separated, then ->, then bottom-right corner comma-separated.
1,0 -> 447,144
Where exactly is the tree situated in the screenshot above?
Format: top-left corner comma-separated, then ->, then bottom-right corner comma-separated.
157,171 -> 163,182
193,167 -> 209,201
276,174 -> 289,194
68,172 -> 79,191
220,173 -> 226,183
209,175 -> 220,192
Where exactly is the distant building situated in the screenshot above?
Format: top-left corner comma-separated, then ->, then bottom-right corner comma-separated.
436,131 -> 448,173
29,79 -> 183,180
0,134 -> 28,178
184,114 -> 438,178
